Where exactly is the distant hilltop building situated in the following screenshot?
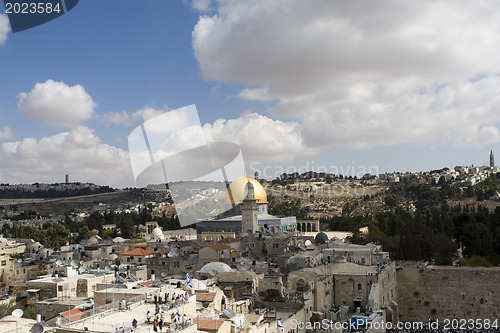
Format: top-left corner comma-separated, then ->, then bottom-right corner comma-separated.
0,182 -> 102,193
491,150 -> 495,168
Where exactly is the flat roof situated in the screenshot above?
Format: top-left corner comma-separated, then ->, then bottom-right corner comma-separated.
29,272 -> 114,283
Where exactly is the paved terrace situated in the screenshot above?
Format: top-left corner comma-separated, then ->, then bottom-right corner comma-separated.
64,295 -> 196,333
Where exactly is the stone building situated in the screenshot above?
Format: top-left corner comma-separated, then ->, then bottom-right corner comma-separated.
27,272 -> 114,300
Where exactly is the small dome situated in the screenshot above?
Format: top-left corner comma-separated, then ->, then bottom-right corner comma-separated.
151,227 -> 164,239
199,262 -> 233,275
224,176 -> 267,204
87,235 -> 102,244
112,237 -> 125,243
315,232 -> 329,243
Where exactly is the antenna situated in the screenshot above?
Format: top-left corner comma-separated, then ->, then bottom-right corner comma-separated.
12,308 -> 24,317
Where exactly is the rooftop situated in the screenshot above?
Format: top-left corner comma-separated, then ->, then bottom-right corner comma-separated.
122,246 -> 155,256
208,244 -> 230,251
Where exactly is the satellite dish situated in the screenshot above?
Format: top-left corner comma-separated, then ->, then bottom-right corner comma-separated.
105,265 -> 112,272
17,259 -> 23,264
70,260 -> 78,266
161,272 -> 167,277
78,266 -> 86,274
162,254 -> 167,258
63,260 -> 70,266
55,260 -> 63,266
30,323 -> 44,333
12,308 -> 24,317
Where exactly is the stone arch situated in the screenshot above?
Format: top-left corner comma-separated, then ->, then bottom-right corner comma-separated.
296,279 -> 306,293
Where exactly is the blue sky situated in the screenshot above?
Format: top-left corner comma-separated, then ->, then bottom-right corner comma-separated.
0,0 -> 499,188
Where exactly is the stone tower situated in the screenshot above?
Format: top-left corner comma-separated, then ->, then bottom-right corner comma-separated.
491,150 -> 495,168
240,181 -> 258,235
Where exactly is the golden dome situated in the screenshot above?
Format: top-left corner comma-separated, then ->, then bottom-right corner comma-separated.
224,176 -> 268,204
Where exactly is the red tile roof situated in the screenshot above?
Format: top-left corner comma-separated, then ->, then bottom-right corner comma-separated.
60,307 -> 85,321
208,244 -> 230,251
138,280 -> 153,287
157,248 -> 169,254
122,246 -> 154,256
218,237 -> 239,243
195,318 -> 224,330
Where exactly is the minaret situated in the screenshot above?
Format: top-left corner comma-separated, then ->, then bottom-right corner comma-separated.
240,181 -> 258,235
491,150 -> 495,168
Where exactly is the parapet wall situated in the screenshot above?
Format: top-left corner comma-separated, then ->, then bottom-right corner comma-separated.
396,261 -> 500,322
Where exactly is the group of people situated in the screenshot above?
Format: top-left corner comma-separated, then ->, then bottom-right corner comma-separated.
145,308 -> 193,333
152,291 -> 190,312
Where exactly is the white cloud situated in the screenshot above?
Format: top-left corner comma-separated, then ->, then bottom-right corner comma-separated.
102,106 -> 167,126
193,0 -> 500,154
0,14 -> 9,45
17,80 -> 96,128
203,113 -> 318,162
191,0 -> 214,11
297,77 -> 500,149
0,126 -> 134,187
0,126 -> 12,140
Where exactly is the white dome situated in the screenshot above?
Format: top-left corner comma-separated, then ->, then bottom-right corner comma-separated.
87,235 -> 102,244
151,227 -> 164,239
112,237 -> 125,243
199,262 -> 233,275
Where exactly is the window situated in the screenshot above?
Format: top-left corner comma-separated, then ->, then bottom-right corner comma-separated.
358,284 -> 362,291
1,261 -> 6,266
249,242 -> 255,249
138,257 -> 142,263
174,262 -> 179,268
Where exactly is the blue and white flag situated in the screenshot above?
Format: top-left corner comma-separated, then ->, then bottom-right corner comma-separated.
277,318 -> 284,332
186,273 -> 194,289
176,306 -> 181,322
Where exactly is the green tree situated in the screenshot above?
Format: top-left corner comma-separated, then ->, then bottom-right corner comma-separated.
459,256 -> 493,267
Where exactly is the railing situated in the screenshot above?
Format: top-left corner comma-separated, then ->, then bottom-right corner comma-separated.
58,294 -> 147,327
165,321 -> 195,333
